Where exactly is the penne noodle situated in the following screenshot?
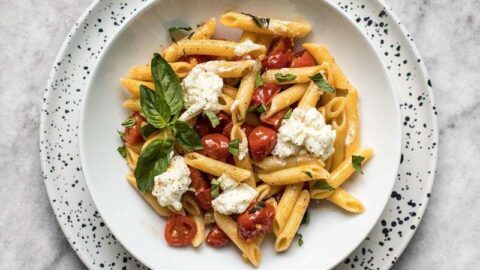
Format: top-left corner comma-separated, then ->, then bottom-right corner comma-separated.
120,78 -> 154,97
239,31 -> 258,42
220,12 -> 311,37
298,81 -> 322,108
231,124 -> 256,187
231,61 -> 261,123
191,215 -> 206,247
219,93 -> 234,115
257,162 -> 330,186
263,83 -> 308,118
203,210 -> 215,225
261,65 -> 325,85
190,17 -> 217,40
126,174 -> 171,217
126,62 -> 193,82
255,34 -> 274,53
252,154 -> 324,172
273,183 -> 303,235
182,192 -> 202,217
214,212 -> 261,267
222,85 -> 238,99
344,89 -> 361,157
255,184 -> 271,201
326,188 -> 365,213
125,146 -> 139,170
275,190 -> 310,252
184,152 -> 252,182
264,185 -> 284,199
324,97 -> 346,121
122,98 -> 140,111
331,112 -> 347,170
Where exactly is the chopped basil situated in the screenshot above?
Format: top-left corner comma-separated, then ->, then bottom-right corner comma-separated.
283,108 -> 292,119
121,118 -> 136,128
295,233 -> 304,246
310,73 -> 334,93
255,71 -> 263,88
229,139 -> 240,156
312,180 -> 335,191
211,179 -> 220,198
301,209 -> 310,225
352,155 -> 365,174
275,73 -> 297,82
170,121 -> 203,151
248,104 -> 259,113
117,130 -> 125,141
255,104 -> 267,114
303,171 -> 313,178
241,12 -> 270,29
117,145 -> 126,158
249,201 -> 265,214
140,124 -> 157,140
168,26 -> 192,43
204,111 -> 220,128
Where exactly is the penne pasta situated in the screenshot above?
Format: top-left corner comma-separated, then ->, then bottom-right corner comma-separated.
231,61 -> 261,123
324,96 -> 346,121
252,154 -> 324,172
239,31 -> 258,42
298,81 -> 322,109
231,124 -> 256,187
122,98 -> 140,111
255,34 -> 274,52
326,188 -> 365,213
264,185 -> 284,199
331,112 -> 347,170
120,78 -> 154,97
190,17 -> 217,40
126,174 -> 171,217
219,93 -> 234,115
203,210 -> 215,225
261,65 -> 325,85
182,192 -> 202,217
184,152 -> 252,182
191,215 -> 206,247
257,162 -> 330,186
255,184 -> 271,201
263,83 -> 308,118
273,183 -> 303,235
125,146 -> 139,170
222,85 -> 238,99
126,62 -> 193,82
220,12 -> 311,37
344,89 -> 361,157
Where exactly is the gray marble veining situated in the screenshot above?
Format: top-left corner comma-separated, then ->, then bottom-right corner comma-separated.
0,0 -> 478,269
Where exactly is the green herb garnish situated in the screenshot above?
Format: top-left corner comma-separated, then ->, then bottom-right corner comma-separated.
168,26 -> 192,43
140,124 -> 157,140
295,233 -> 304,246
312,180 -> 335,191
204,111 -> 220,128
249,201 -> 265,214
283,108 -> 292,119
229,139 -> 240,156
117,145 -> 126,158
303,171 -> 313,178
211,179 -> 220,198
241,12 -> 270,29
310,73 -> 335,93
255,104 -> 267,114
255,71 -> 263,88
121,118 -> 136,128
169,121 -> 203,151
301,209 -> 310,225
352,155 -> 365,174
275,73 -> 297,82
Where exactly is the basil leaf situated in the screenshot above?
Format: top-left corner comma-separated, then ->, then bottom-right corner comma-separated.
255,104 -> 266,114
283,108 -> 292,119
303,171 -> 313,178
117,145 -> 126,158
151,53 -> 184,116
117,130 -> 125,141
121,118 -> 136,128
352,155 -> 365,174
211,179 -> 220,198
312,180 -> 335,191
310,73 -> 335,93
248,104 -> 259,113
241,12 -> 270,29
255,71 -> 263,88
140,124 -> 157,140
275,73 -> 297,82
134,137 -> 174,193
170,121 -> 203,151
168,26 -> 192,43
301,209 -> 310,225
229,139 -> 240,156
204,111 -> 220,128
295,232 -> 304,246
140,85 -> 171,128
249,201 -> 265,214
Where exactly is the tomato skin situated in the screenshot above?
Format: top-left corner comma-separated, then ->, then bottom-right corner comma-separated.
165,215 -> 197,247
223,122 -> 255,138
269,37 -> 293,54
290,50 -> 316,68
195,188 -> 213,210
251,83 -> 282,105
189,166 -> 208,190
206,224 -> 231,247
260,108 -> 289,129
212,112 -> 231,133
248,126 -> 277,161
123,112 -> 145,144
193,117 -> 212,138
261,51 -> 293,71
199,134 -> 231,162
237,202 -> 276,241
178,54 -> 215,64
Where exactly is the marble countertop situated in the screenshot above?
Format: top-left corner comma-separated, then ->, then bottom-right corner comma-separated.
0,0 -> 478,269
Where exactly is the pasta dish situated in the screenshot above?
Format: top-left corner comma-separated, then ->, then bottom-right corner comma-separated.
116,12 -> 373,267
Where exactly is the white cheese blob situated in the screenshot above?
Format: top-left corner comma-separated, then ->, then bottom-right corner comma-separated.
273,107 -> 336,161
234,40 -> 265,56
151,156 -> 191,211
212,174 -> 257,215
179,63 -> 224,121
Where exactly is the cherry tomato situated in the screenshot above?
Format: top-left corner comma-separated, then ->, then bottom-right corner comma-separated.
291,50 -> 316,68
237,201 -> 276,241
269,37 -> 293,54
193,117 -> 212,137
251,83 -> 282,105
195,188 -> 213,210
178,54 -> 215,64
261,51 -> 293,71
200,134 -> 231,162
165,215 -> 197,247
212,111 -> 231,133
260,108 -> 289,129
223,122 -> 255,138
244,112 -> 261,127
206,224 -> 231,247
189,166 -> 208,190
248,126 -> 277,161
222,122 -> 233,137
123,112 -> 145,144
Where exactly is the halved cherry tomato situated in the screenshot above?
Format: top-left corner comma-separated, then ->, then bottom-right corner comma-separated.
195,188 -> 213,210
244,112 -> 261,127
189,166 -> 209,190
237,201 -> 276,241
200,134 -> 231,162
123,112 -> 145,144
223,122 -> 255,138
251,83 -> 282,105
193,117 -> 212,137
260,108 -> 289,129
212,111 -> 231,133
248,126 -> 277,161
206,224 -> 230,247
261,51 -> 293,71
291,50 -> 316,68
269,37 -> 293,54
165,215 -> 197,247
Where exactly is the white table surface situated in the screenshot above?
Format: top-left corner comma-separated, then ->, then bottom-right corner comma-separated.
0,0 -> 478,269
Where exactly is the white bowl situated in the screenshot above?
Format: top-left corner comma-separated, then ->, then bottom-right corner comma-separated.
79,0 -> 401,269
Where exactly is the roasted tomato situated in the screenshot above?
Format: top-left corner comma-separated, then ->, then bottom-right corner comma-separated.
188,167 -> 213,210
223,122 -> 255,138
200,134 -> 231,162
261,51 -> 293,70
212,111 -> 231,133
237,201 -> 276,241
189,166 -> 209,190
195,188 -> 213,210
193,117 -> 212,137
260,108 -> 289,129
165,215 -> 197,247
123,112 -> 145,144
290,50 -> 316,68
248,126 -> 277,161
251,83 -> 282,105
206,224 -> 231,247
269,37 -> 293,54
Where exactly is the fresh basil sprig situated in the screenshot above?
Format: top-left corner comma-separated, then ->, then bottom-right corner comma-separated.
241,13 -> 270,29
117,145 -> 127,158
151,53 -> 184,117
275,73 -> 296,82
312,180 -> 335,191
352,155 -> 365,174
204,111 -> 220,128
140,124 -> 157,140
140,85 -> 171,128
168,26 -> 192,43
310,73 -> 334,93
121,118 -> 136,128
169,121 -> 203,151
211,179 -> 220,198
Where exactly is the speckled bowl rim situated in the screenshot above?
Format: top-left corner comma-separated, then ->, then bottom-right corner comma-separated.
39,0 -> 438,269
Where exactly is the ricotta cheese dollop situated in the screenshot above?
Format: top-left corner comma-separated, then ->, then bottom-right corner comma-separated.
272,107 -> 336,161
151,155 -> 191,211
179,63 -> 224,121
234,40 -> 265,56
212,174 -> 257,215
